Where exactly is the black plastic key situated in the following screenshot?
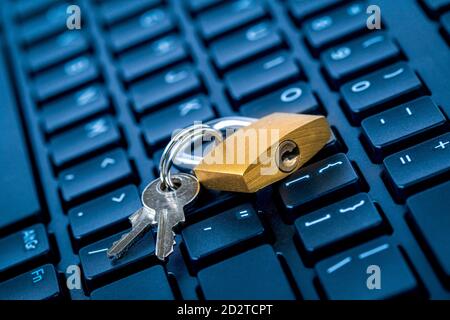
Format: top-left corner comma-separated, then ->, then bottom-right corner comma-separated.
362,97 -> 446,160
19,3 -> 68,46
321,32 -> 401,86
316,237 -> 419,299
407,180 -> 450,285
240,82 -> 319,118
26,31 -> 89,73
108,8 -> 174,53
33,56 -> 99,102
314,129 -> 344,159
0,50 -> 41,230
187,0 -> 223,13
288,0 -> 342,24
341,62 -> 424,123
384,133 -> 450,199
99,0 -> 161,26
79,229 -> 155,289
421,0 -> 450,17
142,95 -> 215,150
0,264 -> 60,300
59,149 -> 133,205
91,265 -> 174,300
197,0 -> 267,41
69,185 -> 141,246
0,224 -> 51,274
41,85 -> 110,135
14,0 -> 57,20
279,153 -> 360,216
295,193 -> 383,257
225,51 -> 300,103
131,64 -> 202,114
119,35 -> 188,82
198,245 -> 295,299
210,21 -> 283,71
182,204 -> 265,264
49,116 -> 121,168
303,2 -> 368,52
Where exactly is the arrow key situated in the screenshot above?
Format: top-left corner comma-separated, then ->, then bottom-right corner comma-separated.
59,149 -> 134,206
69,185 -> 142,246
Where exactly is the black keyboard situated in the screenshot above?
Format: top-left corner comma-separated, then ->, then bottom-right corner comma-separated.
0,0 -> 449,300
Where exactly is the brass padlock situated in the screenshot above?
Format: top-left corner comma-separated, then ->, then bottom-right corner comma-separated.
194,113 -> 331,193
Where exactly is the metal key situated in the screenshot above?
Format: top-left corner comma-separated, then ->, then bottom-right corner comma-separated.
107,173 -> 200,261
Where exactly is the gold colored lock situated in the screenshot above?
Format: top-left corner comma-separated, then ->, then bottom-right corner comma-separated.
194,113 -> 331,193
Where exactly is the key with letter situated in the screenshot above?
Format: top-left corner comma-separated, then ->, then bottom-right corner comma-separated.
108,173 -> 200,261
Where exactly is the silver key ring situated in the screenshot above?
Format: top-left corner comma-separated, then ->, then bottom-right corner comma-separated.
159,124 -> 223,190
173,116 -> 256,171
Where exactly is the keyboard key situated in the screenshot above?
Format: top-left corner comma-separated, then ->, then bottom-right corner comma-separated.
407,181 -> 450,285
288,0 -> 342,24
19,3 -> 68,45
361,97 -> 446,160
384,133 -> 450,198
26,31 -> 89,73
108,8 -> 174,53
441,11 -> 450,41
240,82 -> 319,118
182,204 -> 265,263
14,0 -> 57,20
225,51 -> 301,102
33,56 -> 99,102
142,95 -> 215,150
41,85 -> 110,135
185,188 -> 245,221
59,149 -> 134,205
130,64 -> 202,114
0,224 -> 51,274
304,2 -> 368,52
421,0 -> 450,17
69,185 -> 141,245
91,265 -> 174,300
198,0 -> 267,41
315,129 -> 344,159
316,237 -> 419,299
341,62 -> 424,123
198,245 -> 295,299
79,229 -> 155,289
119,35 -> 188,82
210,21 -> 283,71
99,0 -> 161,25
0,264 -> 60,300
295,193 -> 383,257
187,0 -> 223,13
49,116 -> 121,168
278,153 -> 360,216
321,32 -> 401,86
0,57 -> 41,230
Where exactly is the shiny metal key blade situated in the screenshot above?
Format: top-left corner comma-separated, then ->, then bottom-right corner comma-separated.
107,207 -> 155,260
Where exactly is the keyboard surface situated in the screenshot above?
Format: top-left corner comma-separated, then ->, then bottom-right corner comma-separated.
0,0 -> 449,300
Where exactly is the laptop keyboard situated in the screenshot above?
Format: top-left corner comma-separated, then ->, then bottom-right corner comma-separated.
0,0 -> 449,300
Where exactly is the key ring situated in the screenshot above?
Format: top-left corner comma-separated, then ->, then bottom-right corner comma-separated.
159,123 -> 223,190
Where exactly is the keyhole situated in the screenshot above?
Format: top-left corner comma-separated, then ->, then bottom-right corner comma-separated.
277,140 -> 300,173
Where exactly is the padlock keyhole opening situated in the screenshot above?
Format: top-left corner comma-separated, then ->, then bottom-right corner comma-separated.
277,140 -> 300,173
